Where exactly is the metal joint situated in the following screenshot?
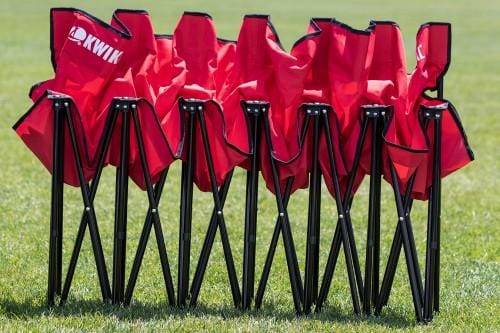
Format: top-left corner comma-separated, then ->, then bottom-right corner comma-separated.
180,98 -> 205,114
422,104 -> 447,120
361,104 -> 390,118
113,97 -> 139,113
242,100 -> 270,115
302,102 -> 331,117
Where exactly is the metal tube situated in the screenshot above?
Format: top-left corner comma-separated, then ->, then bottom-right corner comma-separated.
316,116 -> 369,311
321,110 -> 361,314
364,114 -> 379,314
261,110 -> 303,314
190,171 -> 233,307
424,112 -> 442,321
388,163 -> 424,322
304,115 -> 321,314
124,168 -> 170,306
254,177 -> 294,309
197,109 -> 241,308
48,100 -> 65,306
60,105 -> 118,304
64,100 -> 113,304
112,106 -> 130,304
242,111 -> 260,310
178,110 -> 195,307
129,106 -> 175,306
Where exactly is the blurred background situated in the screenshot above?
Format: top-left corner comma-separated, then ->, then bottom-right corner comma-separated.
0,1 -> 498,331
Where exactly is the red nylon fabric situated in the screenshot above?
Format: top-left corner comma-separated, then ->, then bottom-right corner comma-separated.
155,12 -> 242,192
14,8 -> 138,186
222,15 -> 320,193
283,19 -> 375,197
106,10 -> 174,189
409,23 -> 473,199
364,22 -> 428,195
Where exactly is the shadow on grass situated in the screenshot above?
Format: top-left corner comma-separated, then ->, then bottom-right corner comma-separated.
0,297 -> 418,328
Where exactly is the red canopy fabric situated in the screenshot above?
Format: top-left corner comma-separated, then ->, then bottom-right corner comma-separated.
221,15 -> 319,193
283,18 -> 375,197
363,22 -> 428,195
14,8 -> 141,186
106,10 -> 174,189
155,12 -> 242,192
409,23 -> 474,199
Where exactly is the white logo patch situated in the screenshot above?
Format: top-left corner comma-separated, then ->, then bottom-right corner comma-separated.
67,26 -> 123,64
416,44 -> 426,62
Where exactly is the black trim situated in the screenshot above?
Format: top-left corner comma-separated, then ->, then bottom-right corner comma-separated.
420,95 -> 474,162
111,9 -> 149,36
134,98 -> 176,162
49,7 -> 136,70
381,105 -> 430,154
332,18 -> 375,35
291,18 -> 322,49
154,34 -> 173,39
13,90 -> 93,167
173,97 -> 247,160
415,22 -> 452,92
243,14 -> 285,51
28,81 -> 45,100
183,11 -> 213,19
217,37 -> 237,44
369,20 -> 400,27
51,7 -> 132,38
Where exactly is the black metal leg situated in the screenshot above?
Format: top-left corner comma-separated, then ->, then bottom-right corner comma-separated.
63,100 -> 113,305
316,115 -> 369,311
60,105 -> 117,305
189,171 -> 234,307
178,111 -> 195,307
48,100 -> 65,306
242,111 -> 260,310
254,177 -> 294,309
112,106 -> 131,304
424,108 -> 442,321
313,168 -> 321,304
388,163 -> 424,322
363,107 -> 383,315
128,105 -> 176,306
254,111 -> 312,310
304,115 -> 321,314
196,108 -> 241,308
316,219 -> 341,311
375,116 -> 432,312
124,169 -> 170,305
260,108 -> 303,314
322,109 -> 361,314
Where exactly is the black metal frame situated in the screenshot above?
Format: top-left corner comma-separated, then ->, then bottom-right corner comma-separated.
278,103 -> 363,314
47,96 -> 111,306
315,105 -> 389,315
174,98 -> 240,308
423,102 -> 444,322
240,101 -> 303,313
374,81 -> 446,322
362,105 -> 384,315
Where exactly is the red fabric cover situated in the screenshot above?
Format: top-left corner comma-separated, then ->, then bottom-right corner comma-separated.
221,15 -> 319,193
155,12 -> 241,192
364,22 -> 428,196
14,8 -> 139,186
409,23 -> 473,199
283,18 -> 375,197
366,22 -> 473,200
106,10 -> 174,189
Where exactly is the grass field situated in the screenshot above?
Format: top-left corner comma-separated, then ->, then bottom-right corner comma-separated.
0,0 -> 499,331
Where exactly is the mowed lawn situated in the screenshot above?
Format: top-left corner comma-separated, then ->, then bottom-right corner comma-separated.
0,0 -> 498,332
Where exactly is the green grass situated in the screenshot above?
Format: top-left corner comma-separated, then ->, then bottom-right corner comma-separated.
0,0 -> 499,331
